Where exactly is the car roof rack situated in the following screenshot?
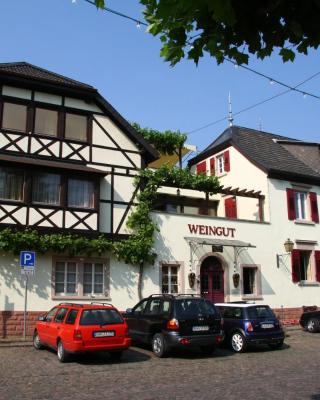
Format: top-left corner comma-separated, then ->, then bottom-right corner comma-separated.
90,302 -> 114,307
58,303 -> 84,307
175,294 -> 202,298
148,294 -> 175,298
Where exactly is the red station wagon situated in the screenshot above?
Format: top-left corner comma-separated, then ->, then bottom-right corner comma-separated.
33,302 -> 131,362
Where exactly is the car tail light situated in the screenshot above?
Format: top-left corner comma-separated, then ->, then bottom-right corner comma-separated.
124,326 -> 130,337
215,335 -> 223,344
246,322 -> 254,332
179,338 -> 189,345
166,318 -> 179,330
73,329 -> 82,340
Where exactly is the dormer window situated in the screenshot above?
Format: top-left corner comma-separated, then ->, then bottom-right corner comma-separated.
34,108 -> 58,137
65,113 -> 88,141
2,102 -> 27,132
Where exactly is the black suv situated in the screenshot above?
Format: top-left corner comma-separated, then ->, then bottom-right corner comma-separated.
124,294 -> 223,357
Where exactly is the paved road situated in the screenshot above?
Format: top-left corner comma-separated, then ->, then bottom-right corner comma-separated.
0,329 -> 319,400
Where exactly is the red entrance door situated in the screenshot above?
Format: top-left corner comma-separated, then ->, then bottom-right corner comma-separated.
200,257 -> 224,303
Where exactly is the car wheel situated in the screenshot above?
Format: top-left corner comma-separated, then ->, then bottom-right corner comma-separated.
200,345 -> 216,355
268,339 -> 284,350
110,351 -> 123,361
33,331 -> 44,350
152,333 -> 168,358
306,318 -> 320,333
230,332 -> 247,353
57,340 -> 69,363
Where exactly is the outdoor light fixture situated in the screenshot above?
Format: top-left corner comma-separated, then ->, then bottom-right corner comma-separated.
276,238 -> 294,268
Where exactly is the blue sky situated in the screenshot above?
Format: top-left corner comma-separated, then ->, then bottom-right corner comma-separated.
1,0 -> 320,153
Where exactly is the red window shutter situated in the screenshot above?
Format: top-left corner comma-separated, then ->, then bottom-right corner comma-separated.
210,157 -> 215,176
224,150 -> 230,172
286,188 -> 296,220
225,197 -> 237,219
309,192 -> 319,223
291,249 -> 300,283
196,161 -> 206,175
315,251 -> 320,282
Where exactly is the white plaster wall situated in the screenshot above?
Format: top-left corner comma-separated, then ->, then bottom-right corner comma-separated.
2,86 -> 32,100
94,115 -> 139,152
65,97 -> 101,112
34,92 -> 62,105
151,210 -> 320,309
0,253 -> 159,312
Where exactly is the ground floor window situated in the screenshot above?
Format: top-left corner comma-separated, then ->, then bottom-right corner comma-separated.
241,265 -> 261,298
291,249 -> 320,283
52,258 -> 109,299
161,265 -> 179,294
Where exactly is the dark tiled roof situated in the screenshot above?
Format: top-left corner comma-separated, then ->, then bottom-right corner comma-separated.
0,62 -> 95,90
189,126 -> 320,181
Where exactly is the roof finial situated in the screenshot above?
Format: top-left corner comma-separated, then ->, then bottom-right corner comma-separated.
228,91 -> 234,127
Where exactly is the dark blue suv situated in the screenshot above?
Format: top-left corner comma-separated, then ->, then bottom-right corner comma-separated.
215,303 -> 285,353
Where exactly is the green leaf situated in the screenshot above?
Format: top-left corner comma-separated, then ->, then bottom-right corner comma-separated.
279,48 -> 295,62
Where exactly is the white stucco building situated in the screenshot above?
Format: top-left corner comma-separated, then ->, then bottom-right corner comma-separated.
0,63 -> 318,336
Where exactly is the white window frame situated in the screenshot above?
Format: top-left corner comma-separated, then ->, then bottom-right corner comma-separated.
52,257 -> 110,300
295,191 -> 308,220
216,154 -> 225,175
160,262 -> 184,294
241,264 -> 262,300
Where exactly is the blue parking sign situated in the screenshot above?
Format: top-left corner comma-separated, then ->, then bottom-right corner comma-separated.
20,251 -> 36,268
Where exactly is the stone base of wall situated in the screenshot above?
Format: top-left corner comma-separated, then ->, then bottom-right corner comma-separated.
1,306 -> 319,337
0,311 -> 44,338
273,306 -> 318,326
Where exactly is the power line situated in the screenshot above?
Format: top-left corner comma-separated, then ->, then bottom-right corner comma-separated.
225,58 -> 320,100
83,0 -> 147,26
187,71 -> 320,135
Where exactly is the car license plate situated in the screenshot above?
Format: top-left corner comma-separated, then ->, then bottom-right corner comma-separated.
261,323 -> 274,329
192,326 -> 209,332
93,331 -> 115,338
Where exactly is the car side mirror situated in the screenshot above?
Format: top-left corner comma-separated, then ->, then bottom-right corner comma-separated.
38,315 -> 46,321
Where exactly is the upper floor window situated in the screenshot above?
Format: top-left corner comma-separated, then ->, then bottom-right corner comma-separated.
287,188 -> 319,223
68,178 -> 95,209
216,154 -> 224,174
2,102 -> 27,132
0,167 -> 24,201
1,100 -> 90,142
32,173 -> 61,205
162,265 -> 179,294
65,113 -> 87,141
34,108 -> 58,137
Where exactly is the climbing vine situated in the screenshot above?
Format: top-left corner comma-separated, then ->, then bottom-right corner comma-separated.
0,165 -> 220,265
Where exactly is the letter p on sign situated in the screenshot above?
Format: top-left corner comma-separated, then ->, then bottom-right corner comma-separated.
20,251 -> 36,268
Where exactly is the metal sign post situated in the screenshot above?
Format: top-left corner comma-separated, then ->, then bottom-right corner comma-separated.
20,251 -> 36,340
23,273 -> 28,340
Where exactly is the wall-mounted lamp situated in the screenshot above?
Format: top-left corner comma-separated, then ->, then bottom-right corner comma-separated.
276,238 -> 294,268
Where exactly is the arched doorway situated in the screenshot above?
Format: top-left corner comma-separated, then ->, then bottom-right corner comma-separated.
200,256 -> 224,303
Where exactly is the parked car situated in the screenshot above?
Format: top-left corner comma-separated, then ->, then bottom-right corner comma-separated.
215,303 -> 285,353
299,308 -> 320,333
33,302 -> 131,362
124,294 -> 224,357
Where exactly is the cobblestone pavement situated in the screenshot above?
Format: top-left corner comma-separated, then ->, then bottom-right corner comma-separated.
0,330 -> 319,400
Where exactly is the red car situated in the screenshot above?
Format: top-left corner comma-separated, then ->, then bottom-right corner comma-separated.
33,302 -> 131,362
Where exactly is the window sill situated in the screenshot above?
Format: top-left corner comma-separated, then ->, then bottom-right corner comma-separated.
298,281 -> 320,287
216,172 -> 227,178
242,295 -> 263,301
294,220 -> 315,226
52,295 -> 111,301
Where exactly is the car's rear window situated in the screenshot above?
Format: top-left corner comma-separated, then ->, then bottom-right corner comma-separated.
175,299 -> 218,318
80,309 -> 124,326
246,306 -> 275,319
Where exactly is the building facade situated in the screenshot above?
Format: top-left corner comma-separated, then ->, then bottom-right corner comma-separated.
0,64 -> 319,337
